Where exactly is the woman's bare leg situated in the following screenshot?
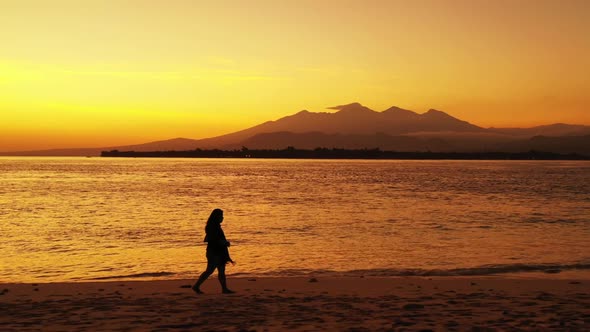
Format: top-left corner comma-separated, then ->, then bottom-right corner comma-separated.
217,263 -> 234,293
193,260 -> 216,294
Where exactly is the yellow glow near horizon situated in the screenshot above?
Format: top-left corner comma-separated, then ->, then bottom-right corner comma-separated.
1,0 -> 589,151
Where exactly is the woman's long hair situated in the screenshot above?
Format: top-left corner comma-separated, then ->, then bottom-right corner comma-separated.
206,208 -> 223,231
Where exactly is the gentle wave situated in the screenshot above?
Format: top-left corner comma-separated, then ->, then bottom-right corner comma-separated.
89,272 -> 176,280
231,263 -> 590,278
342,263 -> 590,277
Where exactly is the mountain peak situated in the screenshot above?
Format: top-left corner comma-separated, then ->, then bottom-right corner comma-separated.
327,102 -> 375,114
418,109 -> 481,131
384,105 -> 418,115
385,105 -> 409,112
423,109 -> 454,118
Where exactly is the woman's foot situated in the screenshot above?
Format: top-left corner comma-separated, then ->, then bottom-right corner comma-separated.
222,288 -> 235,294
192,286 -> 204,294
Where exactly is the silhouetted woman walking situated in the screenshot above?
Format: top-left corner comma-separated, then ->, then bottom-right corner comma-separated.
192,208 -> 235,294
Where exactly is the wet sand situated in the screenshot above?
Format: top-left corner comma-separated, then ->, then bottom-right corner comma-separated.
1,276 -> 588,331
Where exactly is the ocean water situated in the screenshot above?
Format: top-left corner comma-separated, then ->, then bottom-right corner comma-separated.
0,157 -> 589,283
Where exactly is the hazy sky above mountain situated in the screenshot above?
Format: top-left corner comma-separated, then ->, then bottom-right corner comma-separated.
1,0 -> 589,151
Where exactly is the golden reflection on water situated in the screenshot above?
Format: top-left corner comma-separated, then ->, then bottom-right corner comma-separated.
1,157 -> 589,282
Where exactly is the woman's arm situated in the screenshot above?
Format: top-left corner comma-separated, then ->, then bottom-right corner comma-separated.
219,228 -> 230,247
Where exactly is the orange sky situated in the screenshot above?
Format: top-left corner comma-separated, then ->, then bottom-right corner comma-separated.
1,0 -> 589,151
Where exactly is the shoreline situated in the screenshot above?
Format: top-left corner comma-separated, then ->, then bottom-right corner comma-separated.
4,267 -> 590,285
2,276 -> 588,331
102,148 -> 590,160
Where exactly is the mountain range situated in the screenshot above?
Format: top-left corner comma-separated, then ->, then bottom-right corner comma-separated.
3,102 -> 590,156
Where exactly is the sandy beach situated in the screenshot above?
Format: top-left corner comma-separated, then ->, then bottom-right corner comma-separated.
1,276 -> 588,331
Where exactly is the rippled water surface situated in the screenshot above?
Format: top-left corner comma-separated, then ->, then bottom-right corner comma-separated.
1,157 -> 589,282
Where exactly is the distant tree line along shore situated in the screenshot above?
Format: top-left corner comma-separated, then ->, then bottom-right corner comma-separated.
100,147 -> 589,160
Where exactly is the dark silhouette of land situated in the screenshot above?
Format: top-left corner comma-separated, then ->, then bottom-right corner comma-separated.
101,147 -> 589,160
3,102 -> 590,156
